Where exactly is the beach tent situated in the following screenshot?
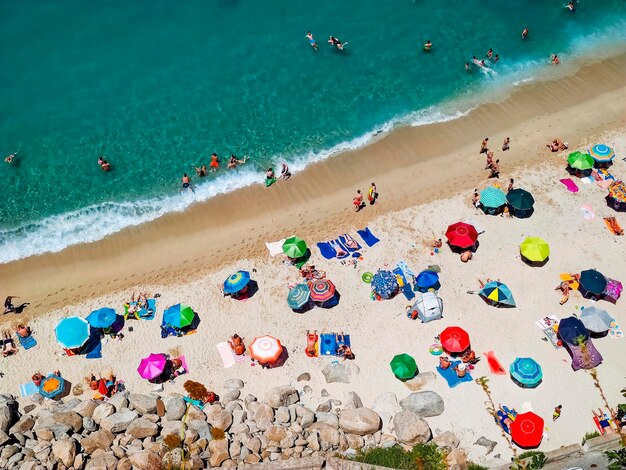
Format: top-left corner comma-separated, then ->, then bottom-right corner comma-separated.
55,317 -> 91,350
249,335 -> 283,365
519,237 -> 550,264
86,308 -> 117,329
282,236 -> 308,259
578,269 -> 607,297
557,316 -> 589,346
440,326 -> 470,354
287,283 -> 311,310
506,188 -> 535,217
409,292 -> 443,323
163,304 -> 195,329
510,412 -> 544,448
39,374 -> 66,399
510,357 -> 542,388
579,307 -> 612,335
415,270 -> 440,292
223,270 -> 251,295
589,144 -> 615,166
479,281 -> 516,307
445,222 -> 478,249
479,187 -> 507,211
607,180 -> 626,211
390,354 -> 418,380
137,353 -> 168,380
371,270 -> 400,299
567,151 -> 594,171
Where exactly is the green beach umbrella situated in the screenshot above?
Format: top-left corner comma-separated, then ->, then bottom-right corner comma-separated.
479,187 -> 507,208
282,236 -> 308,258
163,304 -> 195,328
567,151 -> 594,171
390,353 -> 418,380
520,237 -> 550,263
506,189 -> 535,210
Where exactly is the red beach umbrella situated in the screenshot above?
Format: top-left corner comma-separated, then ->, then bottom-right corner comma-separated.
249,335 -> 283,364
445,222 -> 479,249
440,326 -> 470,354
510,412 -> 544,448
308,279 -> 336,303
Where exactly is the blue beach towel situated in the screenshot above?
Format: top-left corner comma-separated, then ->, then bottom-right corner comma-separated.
339,234 -> 361,252
138,298 -> 156,319
436,361 -> 473,388
397,260 -> 416,280
18,335 -> 37,350
357,227 -> 380,247
329,239 -> 349,259
86,341 -> 102,359
20,381 -> 39,397
320,334 -> 337,356
393,268 -> 415,301
317,242 -> 337,260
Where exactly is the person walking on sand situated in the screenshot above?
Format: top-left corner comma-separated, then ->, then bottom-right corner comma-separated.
480,138 -> 489,154
502,136 -> 510,151
353,190 -> 364,212
553,405 -> 562,421
306,31 -> 318,51
489,159 -> 500,179
368,182 -> 378,205
485,150 -> 494,169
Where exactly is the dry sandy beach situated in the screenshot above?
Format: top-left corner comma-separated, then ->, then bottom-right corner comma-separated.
1,53 -> 625,463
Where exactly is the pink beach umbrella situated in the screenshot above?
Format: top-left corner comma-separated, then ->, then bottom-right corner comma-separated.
137,353 -> 167,380
249,335 -> 283,365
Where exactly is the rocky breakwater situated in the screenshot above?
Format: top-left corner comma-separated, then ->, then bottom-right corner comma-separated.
0,379 -> 462,469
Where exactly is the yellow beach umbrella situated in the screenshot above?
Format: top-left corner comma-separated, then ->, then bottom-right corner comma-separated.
520,237 -> 550,263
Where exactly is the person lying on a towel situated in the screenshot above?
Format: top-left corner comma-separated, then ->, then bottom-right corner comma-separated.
229,334 -> 246,355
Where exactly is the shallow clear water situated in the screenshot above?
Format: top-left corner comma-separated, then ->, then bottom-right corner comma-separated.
1,0 -> 625,262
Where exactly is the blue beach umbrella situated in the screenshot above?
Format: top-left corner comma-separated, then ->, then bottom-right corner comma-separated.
223,270 -> 251,294
579,269 -> 607,296
55,317 -> 90,349
480,187 -> 507,209
510,357 -> 543,388
163,304 -> 195,328
478,281 -> 516,307
39,374 -> 66,399
415,270 -> 439,291
287,284 -> 311,310
86,308 -> 117,328
372,270 -> 400,299
589,144 -> 615,164
557,316 -> 589,346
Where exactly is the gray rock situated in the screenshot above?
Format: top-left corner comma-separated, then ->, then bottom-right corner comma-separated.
474,436 -> 497,454
92,403 -> 115,425
266,386 -> 299,409
322,362 -> 360,383
84,452 -> 117,469
308,423 -> 340,447
297,373 -> 311,382
117,457 -> 132,470
165,396 -> 186,421
343,391 -> 363,409
58,398 -> 82,411
128,394 -> 156,415
9,416 -> 34,434
296,405 -> 315,428
399,391 -> 445,417
315,411 -> 339,428
316,400 -> 332,413
246,436 -> 261,454
404,372 -> 437,391
107,393 -> 129,412
232,409 -> 247,426
252,403 -> 274,429
112,445 -> 126,458
392,410 -> 431,445
306,431 -> 320,451
264,425 -> 287,443
345,433 -> 364,449
275,406 -> 290,424
128,450 -> 162,470
100,409 -> 138,433
126,418 -> 158,439
83,417 -> 97,432
338,408 -> 381,436
7,452 -> 23,466
208,438 -> 229,467
23,404 -> 36,414
0,403 -> 15,433
0,430 -> 9,446
372,392 -> 402,415
206,408 -> 233,431
320,389 -> 329,397
74,400 -> 98,418
433,430 -> 460,450
224,379 -> 244,390
243,394 -> 257,406
186,419 -> 212,441
1,445 -> 19,459
73,453 -> 85,469
81,429 -> 114,454
47,411 -> 83,433
52,439 -> 76,467
221,389 -> 240,405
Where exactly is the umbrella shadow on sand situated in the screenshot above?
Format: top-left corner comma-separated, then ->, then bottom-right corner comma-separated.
263,347 -> 289,369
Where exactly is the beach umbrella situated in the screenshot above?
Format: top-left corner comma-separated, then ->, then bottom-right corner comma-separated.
249,335 -> 283,364
137,353 -> 167,380
567,151 -> 594,171
415,270 -> 439,290
282,236 -> 308,258
510,412 -> 544,448
39,374 -> 66,399
371,270 -> 399,299
308,279 -> 336,303
607,180 -> 626,205
390,354 -> 418,380
223,270 -> 251,294
579,307 -> 613,334
86,308 -> 117,329
55,316 -> 90,349
445,222 -> 478,249
163,304 -> 195,328
510,357 -> 543,388
579,269 -> 607,295
520,237 -> 550,263
589,144 -> 615,164
557,316 -> 589,346
506,189 -> 535,210
440,326 -> 470,354
287,283 -> 311,309
480,187 -> 507,208
479,281 -> 516,307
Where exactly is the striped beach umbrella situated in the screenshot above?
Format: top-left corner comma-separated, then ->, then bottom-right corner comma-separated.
579,269 -> 607,296
567,151 -> 594,171
445,222 -> 478,249
480,187 -> 507,208
510,412 -> 544,448
55,316 -> 90,349
282,236 -> 308,258
479,281 -> 516,307
589,144 -> 615,164
390,354 -> 418,380
86,307 -> 117,328
137,353 -> 168,380
440,326 -> 470,354
506,189 -> 535,210
510,357 -> 543,388
249,335 -> 283,364
579,307 -> 612,334
520,237 -> 550,263
308,279 -> 336,303
39,374 -> 66,399
223,270 -> 251,294
163,304 -> 195,328
287,283 -> 311,310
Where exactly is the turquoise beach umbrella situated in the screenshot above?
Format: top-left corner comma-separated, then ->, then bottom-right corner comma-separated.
510,357 -> 543,388
224,270 -> 251,294
86,307 -> 117,328
480,187 -> 507,208
287,284 -> 311,310
589,144 -> 615,164
163,304 -> 195,328
479,281 -> 516,307
55,316 -> 90,349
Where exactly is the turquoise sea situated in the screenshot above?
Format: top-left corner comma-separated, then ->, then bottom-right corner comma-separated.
1,0 -> 625,262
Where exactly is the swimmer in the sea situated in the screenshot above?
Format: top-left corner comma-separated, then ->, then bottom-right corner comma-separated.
551,54 -> 560,65
522,28 -> 529,39
494,54 -> 499,63
487,49 -> 493,59
328,36 -> 346,51
424,40 -> 432,51
97,156 -> 111,171
195,164 -> 207,177
181,173 -> 194,193
4,153 -> 16,164
306,31 -> 318,51
465,62 -> 471,71
566,1 -> 575,12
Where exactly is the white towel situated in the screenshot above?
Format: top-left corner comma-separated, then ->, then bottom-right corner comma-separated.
265,238 -> 287,257
462,219 -> 484,234
216,342 -> 236,368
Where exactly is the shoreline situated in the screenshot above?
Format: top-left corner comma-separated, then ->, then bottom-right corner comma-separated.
1,53 -> 625,317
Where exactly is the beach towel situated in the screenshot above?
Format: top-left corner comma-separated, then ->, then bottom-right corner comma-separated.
138,299 -> 156,319
436,361 -> 473,388
329,239 -> 348,259
86,342 -> 102,359
581,204 -> 595,220
535,315 -> 560,330
608,316 -> 623,338
462,219 -> 485,235
216,342 -> 236,368
20,381 -> 39,397
340,234 -> 361,252
564,340 -> 603,371
357,227 -> 380,247
396,260 -> 416,280
596,179 -> 613,190
559,273 -> 580,290
560,178 -> 579,193
393,267 -> 415,300
484,351 -> 506,375
17,334 -> 37,350
317,242 -> 337,260
265,238 -> 286,257
305,332 -> 319,358
320,334 -> 338,356
604,217 -> 624,235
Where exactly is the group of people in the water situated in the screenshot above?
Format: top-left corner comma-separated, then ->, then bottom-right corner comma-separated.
306,31 -> 347,51
467,47 -> 501,71
195,152 -> 248,177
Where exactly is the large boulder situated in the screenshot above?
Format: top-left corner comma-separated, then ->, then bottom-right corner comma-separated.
107,392 -> 129,412
266,386 -> 299,409
165,396 -> 186,421
224,379 -> 244,390
392,410 -> 431,445
52,439 -> 76,467
48,411 -> 83,433
129,450 -> 162,470
399,391 -> 444,417
308,423 -> 340,447
264,425 -> 287,443
253,403 -> 274,428
8,416 -> 34,434
322,362 -> 360,383
208,438 -> 229,467
206,408 -> 233,431
92,403 -> 115,425
338,408 -> 381,436
126,418 -> 158,439
74,400 -> 99,418
85,452 -> 117,469
0,403 -> 16,433
315,412 -> 339,428
100,409 -> 138,433
129,394 -> 157,415
187,419 -> 212,441
81,429 -> 114,454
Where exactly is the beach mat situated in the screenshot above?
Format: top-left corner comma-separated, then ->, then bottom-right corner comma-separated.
216,342 -> 236,368
484,351 -> 506,375
604,217 -> 624,235
18,334 -> 37,350
20,381 -> 39,397
139,299 -> 156,319
560,178 -> 579,193
436,361 -> 473,388
581,204 -> 595,220
393,267 -> 415,300
265,238 -> 286,257
320,334 -> 337,356
329,239 -> 348,259
339,234 -> 361,252
317,242 -> 337,259
357,227 -> 380,247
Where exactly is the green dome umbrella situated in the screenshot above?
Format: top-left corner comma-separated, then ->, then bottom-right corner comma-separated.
282,236 -> 308,258
567,151 -> 594,171
480,187 -> 507,209
507,189 -> 535,210
520,237 -> 550,263
390,353 -> 418,380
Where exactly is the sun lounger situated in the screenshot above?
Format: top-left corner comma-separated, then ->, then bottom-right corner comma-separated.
20,381 -> 39,397
17,334 -> 37,350
436,361 -> 473,388
317,242 -> 337,260
216,342 -> 236,368
357,227 -> 380,247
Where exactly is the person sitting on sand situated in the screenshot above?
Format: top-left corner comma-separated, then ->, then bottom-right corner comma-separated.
305,330 -> 318,357
489,159 -> 500,179
439,356 -> 452,369
507,178 -> 514,193
502,137 -> 510,151
472,190 -> 481,209
337,333 -> 355,360
462,349 -> 477,364
501,205 -> 512,218
89,374 -> 99,391
453,362 -> 467,378
229,334 -> 246,356
461,250 -> 473,263
204,390 -> 219,405
16,324 -> 31,338
195,164 -> 207,177
555,281 -> 571,305
2,333 -> 16,357
593,409 -> 614,434
210,153 -> 219,171
353,190 -> 364,212
32,372 -> 44,386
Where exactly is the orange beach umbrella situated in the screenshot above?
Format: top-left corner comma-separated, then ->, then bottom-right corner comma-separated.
249,335 -> 283,364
